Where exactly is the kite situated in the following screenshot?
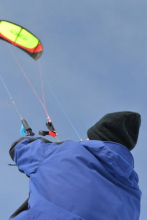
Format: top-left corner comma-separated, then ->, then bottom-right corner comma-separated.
0,20 -> 81,141
0,20 -> 43,60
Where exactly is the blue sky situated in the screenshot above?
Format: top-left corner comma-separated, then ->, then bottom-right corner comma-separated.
0,1 -> 146,219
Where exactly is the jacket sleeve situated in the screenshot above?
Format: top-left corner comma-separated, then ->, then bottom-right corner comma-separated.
9,137 -> 52,176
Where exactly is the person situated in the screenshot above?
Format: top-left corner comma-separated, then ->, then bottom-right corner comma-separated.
9,111 -> 142,220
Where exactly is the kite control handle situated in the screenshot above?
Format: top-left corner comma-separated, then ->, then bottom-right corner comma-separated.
39,121 -> 57,138
21,118 -> 35,136
39,130 -> 56,137
46,121 -> 56,132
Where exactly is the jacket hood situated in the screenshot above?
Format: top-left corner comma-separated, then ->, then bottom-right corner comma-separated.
81,140 -> 139,189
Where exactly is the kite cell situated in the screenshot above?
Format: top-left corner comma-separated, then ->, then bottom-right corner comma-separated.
0,20 -> 43,60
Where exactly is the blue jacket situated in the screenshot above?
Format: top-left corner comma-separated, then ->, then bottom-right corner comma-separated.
9,137 -> 141,220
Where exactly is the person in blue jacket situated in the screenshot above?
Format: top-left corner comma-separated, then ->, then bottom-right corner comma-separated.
9,111 -> 142,220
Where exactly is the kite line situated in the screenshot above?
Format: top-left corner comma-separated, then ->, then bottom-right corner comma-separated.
0,74 -> 22,119
38,60 -> 82,141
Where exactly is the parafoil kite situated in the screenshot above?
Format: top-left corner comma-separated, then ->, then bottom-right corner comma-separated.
0,20 -> 81,141
0,20 -> 43,60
